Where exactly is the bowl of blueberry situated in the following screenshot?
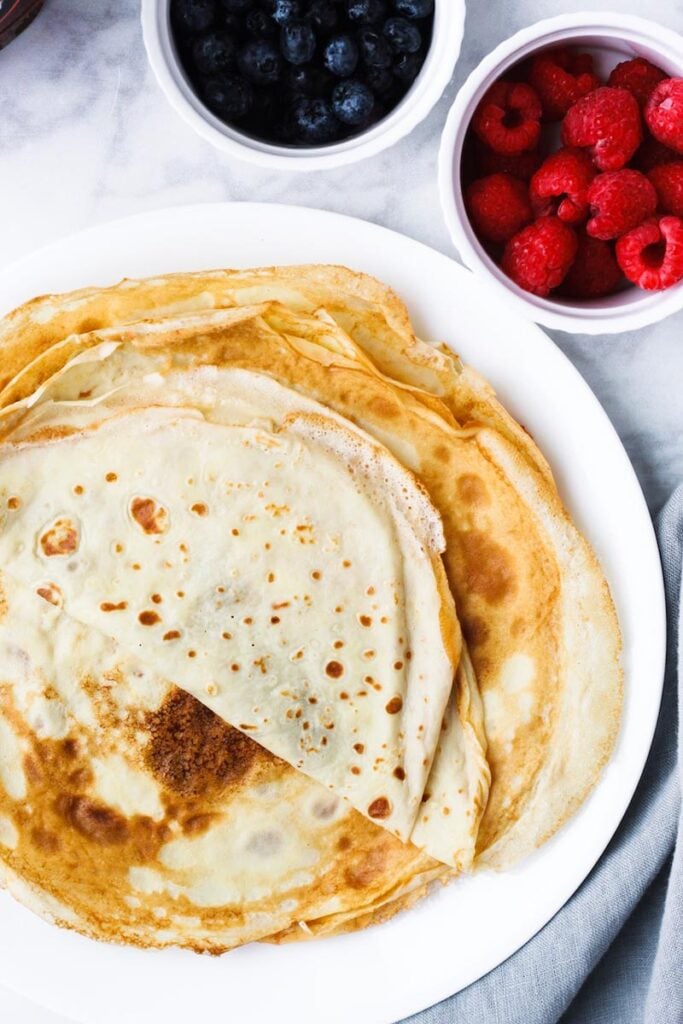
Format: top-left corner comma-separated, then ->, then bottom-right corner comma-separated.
439,11 -> 683,334
142,0 -> 465,169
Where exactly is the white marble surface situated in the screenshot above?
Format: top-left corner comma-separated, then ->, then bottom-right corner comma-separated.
0,1 -> 681,1021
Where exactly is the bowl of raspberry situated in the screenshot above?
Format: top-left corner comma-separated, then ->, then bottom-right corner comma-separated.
142,0 -> 464,170
439,12 -> 683,333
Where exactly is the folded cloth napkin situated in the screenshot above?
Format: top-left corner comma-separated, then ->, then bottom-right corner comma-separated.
404,484 -> 683,1024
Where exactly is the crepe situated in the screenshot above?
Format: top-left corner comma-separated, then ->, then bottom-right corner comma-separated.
0,571 -> 450,951
0,264 -> 621,951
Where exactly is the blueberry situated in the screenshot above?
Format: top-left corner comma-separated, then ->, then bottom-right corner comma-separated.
202,74 -> 253,119
383,17 -> 421,53
218,11 -> 241,32
172,0 -> 216,34
219,0 -> 250,10
357,28 -> 392,68
238,39 -> 282,84
244,10 -> 276,36
392,50 -> 421,83
281,20 -> 316,65
347,0 -> 386,23
286,65 -> 317,94
365,65 -> 394,95
393,0 -> 433,16
192,31 -> 236,75
248,86 -> 283,130
332,78 -> 375,125
267,0 -> 303,24
286,64 -> 333,96
323,34 -> 358,76
288,95 -> 340,143
308,0 -> 338,32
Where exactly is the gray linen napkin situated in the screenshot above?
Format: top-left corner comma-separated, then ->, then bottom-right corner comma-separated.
404,485 -> 683,1024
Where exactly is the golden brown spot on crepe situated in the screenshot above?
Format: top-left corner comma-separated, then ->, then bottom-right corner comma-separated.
163,630 -> 181,641
325,661 -> 344,679
146,690 -> 274,798
191,503 -> 208,516
385,696 -> 403,714
333,640 -> 344,650
368,797 -> 391,820
7,495 -> 21,509
433,443 -> 451,465
101,600 -> 127,613
311,570 -> 321,580
181,813 -> 218,836
393,660 -> 403,670
151,593 -> 162,604
138,610 -> 160,626
339,691 -> 349,700
37,584 -> 62,606
344,846 -> 388,888
130,497 -> 169,535
359,615 -> 372,627
187,649 -> 196,658
351,766 -> 361,775
40,518 -> 79,557
31,827 -> 60,853
463,615 -> 489,648
72,486 -> 84,497
231,528 -> 240,537
105,472 -> 118,483
393,767 -> 406,781
337,835 -> 352,852
270,615 -> 280,624
24,425 -> 78,443
370,395 -> 399,420
457,473 -> 490,507
353,743 -> 365,754
461,530 -> 517,604
56,794 -> 128,846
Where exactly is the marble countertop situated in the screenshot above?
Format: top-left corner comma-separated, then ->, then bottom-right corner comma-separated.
0,0 -> 681,1021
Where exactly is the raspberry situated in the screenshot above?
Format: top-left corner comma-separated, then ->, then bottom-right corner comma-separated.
558,234 -> 623,298
472,81 -> 542,156
562,87 -> 642,171
645,78 -> 683,154
502,217 -> 578,296
473,138 -> 542,180
529,147 -> 596,223
607,58 -> 666,108
586,169 -> 657,240
465,173 -> 533,244
632,136 -> 680,172
528,47 -> 600,121
648,162 -> 683,217
615,215 -> 683,290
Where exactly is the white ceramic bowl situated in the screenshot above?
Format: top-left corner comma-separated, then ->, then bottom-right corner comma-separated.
439,12 -> 683,334
142,0 -> 465,172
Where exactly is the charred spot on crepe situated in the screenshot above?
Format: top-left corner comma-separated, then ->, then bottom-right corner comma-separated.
145,689 -> 278,798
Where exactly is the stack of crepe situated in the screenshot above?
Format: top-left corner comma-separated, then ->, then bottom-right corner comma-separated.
0,266 -> 621,952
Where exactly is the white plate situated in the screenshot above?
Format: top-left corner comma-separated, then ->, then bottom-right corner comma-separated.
0,203 -> 665,1024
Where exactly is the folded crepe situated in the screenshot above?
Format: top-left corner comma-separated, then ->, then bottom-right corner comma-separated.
0,265 -> 621,951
